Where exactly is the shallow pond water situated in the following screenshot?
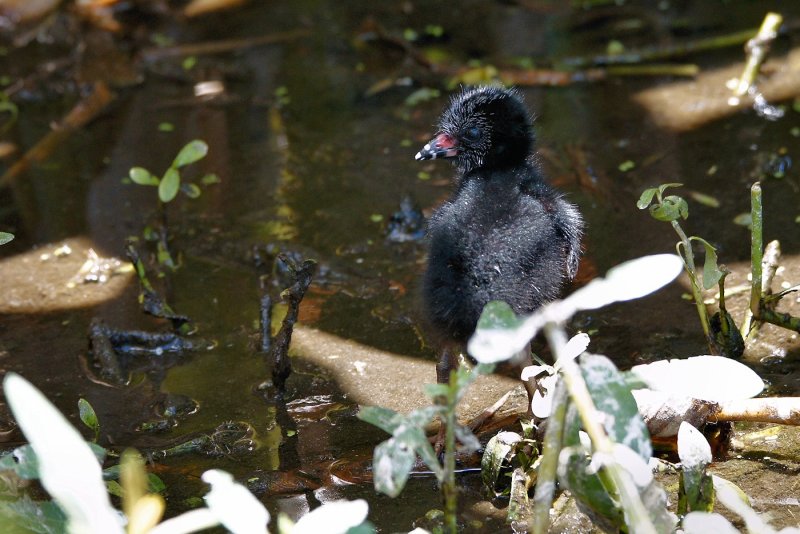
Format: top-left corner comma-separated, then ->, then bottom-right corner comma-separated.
1,1 -> 800,531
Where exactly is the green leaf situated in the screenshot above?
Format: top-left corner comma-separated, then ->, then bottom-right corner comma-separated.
580,354 -> 652,461
477,301 -> 524,331
158,167 -> 180,203
558,447 -> 624,531
481,431 -> 522,497
172,140 -> 208,168
148,473 -> 166,493
733,213 -> 752,228
649,195 -> 689,222
78,398 -> 99,441
423,384 -> 449,399
693,237 -> 723,290
181,182 -> 202,199
688,191 -> 720,208
357,406 -> 401,434
636,187 -> 658,209
0,232 -> 13,245
201,173 -> 221,185
129,167 -> 158,186
105,480 -> 124,498
657,183 -> 683,197
0,445 -> 41,479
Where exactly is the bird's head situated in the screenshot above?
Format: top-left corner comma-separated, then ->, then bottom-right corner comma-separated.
415,86 -> 534,174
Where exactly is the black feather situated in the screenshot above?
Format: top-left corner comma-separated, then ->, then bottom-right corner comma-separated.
420,86 -> 583,345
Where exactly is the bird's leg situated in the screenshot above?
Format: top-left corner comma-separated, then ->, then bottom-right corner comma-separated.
433,347 -> 459,457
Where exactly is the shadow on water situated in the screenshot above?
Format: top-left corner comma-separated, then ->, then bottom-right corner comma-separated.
1,0 -> 800,530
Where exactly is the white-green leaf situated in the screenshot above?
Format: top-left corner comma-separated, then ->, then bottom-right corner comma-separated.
293,499 -> 369,534
683,512 -> 739,534
481,431 -> 522,497
581,354 -> 652,461
469,255 -> 683,364
172,140 -> 208,168
563,254 -> 684,312
0,232 -> 14,245
555,332 -> 590,370
3,374 -> 123,534
678,422 -> 711,470
715,477 -> 773,533
630,355 -> 764,402
372,437 -> 416,497
159,167 -> 181,203
201,469 -> 269,534
678,422 -> 714,514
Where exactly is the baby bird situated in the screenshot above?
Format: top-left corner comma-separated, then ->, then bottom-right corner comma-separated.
416,86 -> 583,398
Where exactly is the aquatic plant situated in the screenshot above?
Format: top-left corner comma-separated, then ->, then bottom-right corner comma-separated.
0,373 -> 374,534
637,181 -> 799,357
358,362 -> 489,533
360,255 -> 683,532
128,139 -> 218,269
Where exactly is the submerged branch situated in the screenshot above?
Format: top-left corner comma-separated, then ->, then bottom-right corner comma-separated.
140,29 -> 311,61
561,27 -> 763,69
0,82 -> 115,188
267,256 -> 316,393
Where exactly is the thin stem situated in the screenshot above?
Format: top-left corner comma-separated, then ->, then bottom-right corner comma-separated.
442,370 -> 459,534
544,323 -> 658,534
743,182 -> 763,338
672,222 -> 712,340
530,380 -> 569,534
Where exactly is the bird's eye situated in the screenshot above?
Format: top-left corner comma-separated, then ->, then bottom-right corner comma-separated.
463,126 -> 481,142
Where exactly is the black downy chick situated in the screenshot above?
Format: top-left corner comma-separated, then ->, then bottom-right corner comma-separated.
416,86 -> 583,401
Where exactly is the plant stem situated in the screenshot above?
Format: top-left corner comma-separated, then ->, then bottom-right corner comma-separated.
544,324 -> 658,534
442,370 -> 459,534
734,13 -> 784,97
671,221 -> 712,339
742,182 -> 763,338
530,380 -> 568,534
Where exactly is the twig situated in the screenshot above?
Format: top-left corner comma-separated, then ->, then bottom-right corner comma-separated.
734,13 -> 784,97
561,28 -> 762,69
268,256 -> 316,393
140,29 -> 312,61
0,82 -> 115,188
88,318 -> 127,384
125,241 -> 192,333
259,278 -> 272,353
467,389 -> 513,434
716,397 -> 800,425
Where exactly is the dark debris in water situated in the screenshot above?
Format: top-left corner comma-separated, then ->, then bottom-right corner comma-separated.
88,318 -> 208,386
145,421 -> 257,460
385,196 -> 426,243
